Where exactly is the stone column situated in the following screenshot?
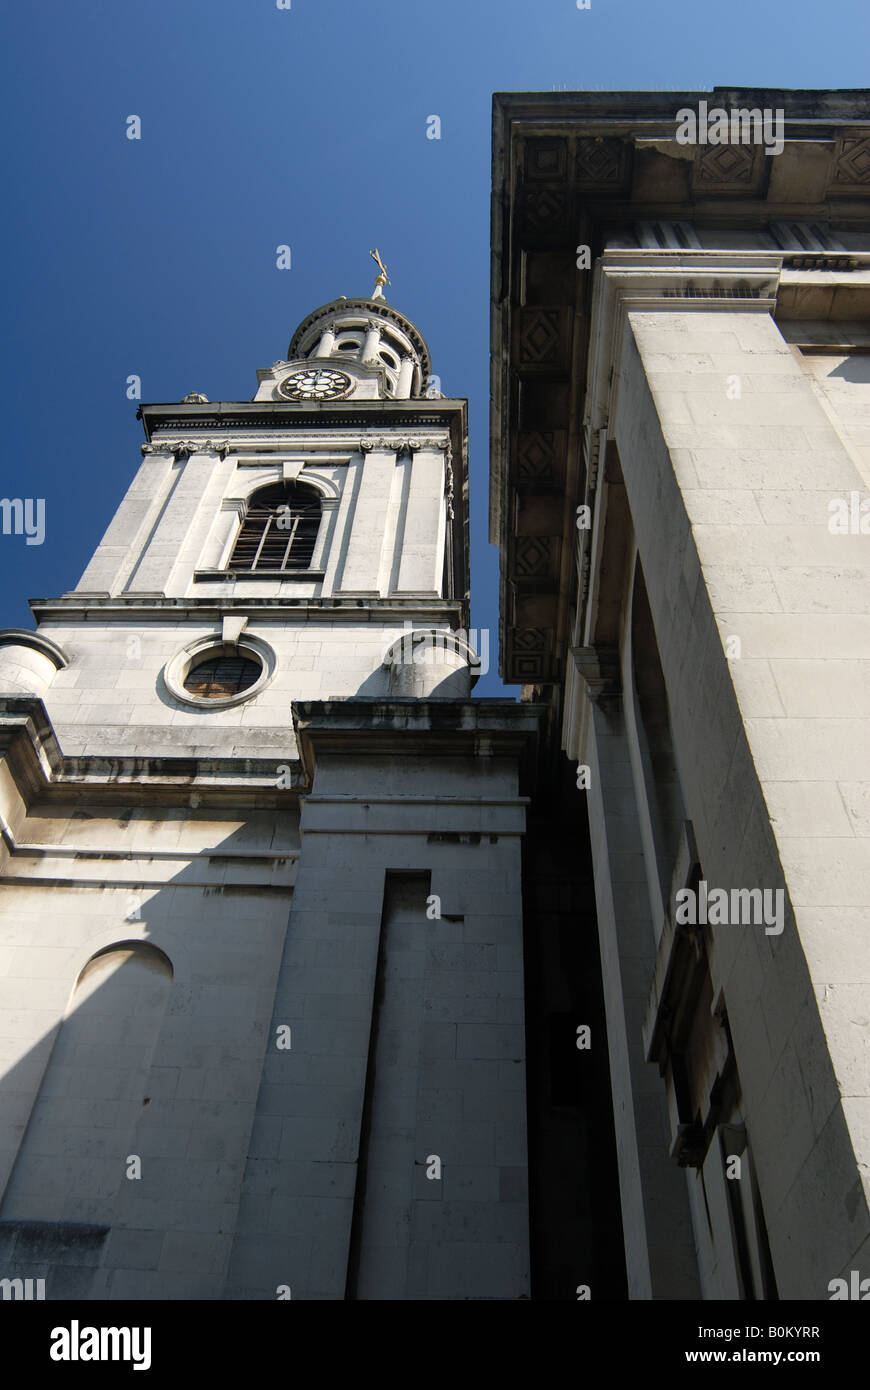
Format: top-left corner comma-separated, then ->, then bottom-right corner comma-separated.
607,275 -> 870,1294
198,499 -> 246,571
125,446 -> 219,595
75,449 -> 177,596
574,648 -> 700,1298
336,444 -> 395,594
313,325 -> 336,358
308,498 -> 338,571
397,356 -> 415,398
395,444 -> 446,595
362,320 -> 381,364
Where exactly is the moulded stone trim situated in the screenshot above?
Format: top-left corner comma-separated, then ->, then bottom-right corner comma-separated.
0,630 -> 69,670
163,633 -> 278,710
225,466 -> 342,507
141,439 -> 233,459
587,249 -> 783,430
60,924 -> 194,995
292,470 -> 342,502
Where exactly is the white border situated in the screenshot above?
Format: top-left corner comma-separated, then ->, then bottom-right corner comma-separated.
163,634 -> 277,709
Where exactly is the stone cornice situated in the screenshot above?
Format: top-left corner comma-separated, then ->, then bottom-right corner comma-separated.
143,436 -> 455,459
138,400 -> 464,440
292,698 -> 544,792
0,812 -> 299,868
139,434 -> 454,458
587,249 -> 782,442
29,596 -> 469,624
488,86 -> 870,686
0,695 -> 305,806
0,695 -> 544,808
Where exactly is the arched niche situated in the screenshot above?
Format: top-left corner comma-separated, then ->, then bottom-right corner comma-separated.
2,939 -> 174,1225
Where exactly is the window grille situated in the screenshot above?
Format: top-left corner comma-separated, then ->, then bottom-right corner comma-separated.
183,655 -> 261,697
229,483 -> 321,571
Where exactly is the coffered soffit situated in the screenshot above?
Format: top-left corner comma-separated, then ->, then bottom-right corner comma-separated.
490,89 -> 870,686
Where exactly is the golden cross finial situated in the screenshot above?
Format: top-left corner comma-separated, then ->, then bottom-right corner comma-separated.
369,248 -> 391,287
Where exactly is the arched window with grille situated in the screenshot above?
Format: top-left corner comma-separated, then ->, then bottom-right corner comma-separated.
229,482 -> 321,571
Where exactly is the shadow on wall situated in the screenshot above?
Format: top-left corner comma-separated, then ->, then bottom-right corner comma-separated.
827,355 -> 870,385
353,629 -> 481,700
0,807 -> 295,1300
140,626 -> 481,711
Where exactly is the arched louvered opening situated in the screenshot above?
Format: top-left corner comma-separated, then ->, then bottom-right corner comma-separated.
229,483 -> 321,571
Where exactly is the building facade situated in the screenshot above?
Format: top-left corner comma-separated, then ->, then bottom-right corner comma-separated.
490,87 -> 870,1299
0,288 -> 535,1299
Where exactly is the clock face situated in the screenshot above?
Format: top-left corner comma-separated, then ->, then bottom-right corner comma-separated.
278,368 -> 352,401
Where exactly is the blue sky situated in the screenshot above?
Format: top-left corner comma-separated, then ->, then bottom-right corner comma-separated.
1,0 -> 866,697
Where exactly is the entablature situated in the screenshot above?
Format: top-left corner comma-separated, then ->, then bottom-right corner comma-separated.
490,87 -> 870,687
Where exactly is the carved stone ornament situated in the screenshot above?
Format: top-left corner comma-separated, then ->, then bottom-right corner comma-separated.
141,438 -> 232,458
586,427 -> 603,492
358,436 -> 450,454
181,391 -> 210,404
142,440 -> 184,457
572,644 -> 620,705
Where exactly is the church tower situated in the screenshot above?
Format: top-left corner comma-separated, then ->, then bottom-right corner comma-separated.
0,272 -> 535,1300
